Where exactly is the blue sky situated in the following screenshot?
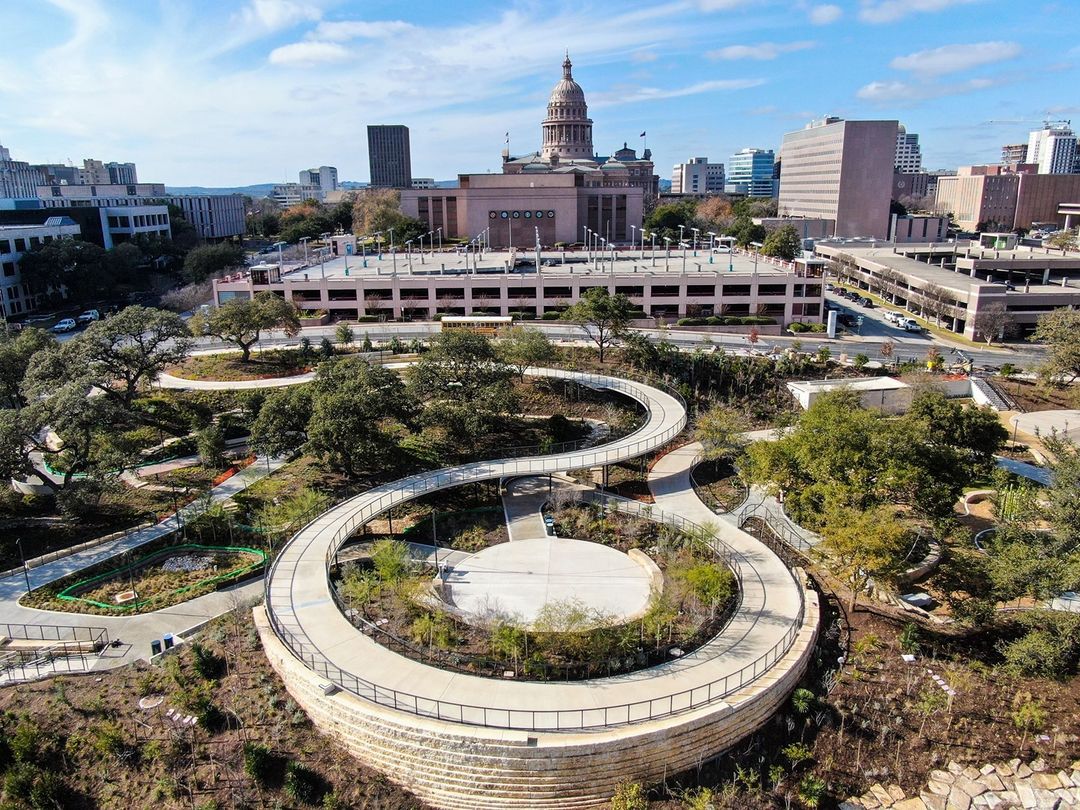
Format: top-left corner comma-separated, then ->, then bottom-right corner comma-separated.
1,0 -> 1078,187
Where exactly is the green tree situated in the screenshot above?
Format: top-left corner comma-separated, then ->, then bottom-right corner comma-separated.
497,326 -> 555,379
693,403 -> 749,461
190,292 -> 300,362
181,243 -> 245,283
1030,308 -> 1080,384
408,330 -> 515,439
819,504 -> 910,612
371,538 -> 410,583
249,386 -> 313,457
1046,229 -> 1078,251
28,306 -> 191,407
760,224 -> 802,261
681,562 -> 735,618
306,358 -> 414,475
561,287 -> 633,362
16,238 -> 109,305
727,216 -> 766,248
0,328 -> 54,408
334,322 -> 354,347
643,200 -> 698,241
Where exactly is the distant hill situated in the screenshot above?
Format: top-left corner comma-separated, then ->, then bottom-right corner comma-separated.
165,183 -> 276,197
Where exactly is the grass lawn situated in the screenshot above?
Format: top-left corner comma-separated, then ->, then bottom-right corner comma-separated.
168,349 -> 314,381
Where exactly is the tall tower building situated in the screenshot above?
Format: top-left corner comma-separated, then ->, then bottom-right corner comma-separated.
894,125 -> 922,173
778,116 -> 898,239
726,148 -> 777,197
299,166 -> 338,193
1027,123 -> 1077,174
540,54 -> 594,161
1001,143 -> 1028,165
367,125 -> 412,189
671,158 -> 725,195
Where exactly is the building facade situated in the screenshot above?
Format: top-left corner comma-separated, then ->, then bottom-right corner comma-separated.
671,158 -> 725,195
894,125 -> 922,173
933,165 -> 1080,231
1027,123 -> 1077,175
37,182 -> 167,203
1001,143 -> 1028,166
299,166 -> 338,193
270,183 -> 322,208
368,125 -> 412,189
725,148 -> 777,197
167,194 -> 246,240
411,178 -> 436,189
893,172 -> 930,202
0,205 -> 170,250
0,218 -> 81,317
501,56 -> 660,199
778,117 -> 898,239
0,144 -> 42,200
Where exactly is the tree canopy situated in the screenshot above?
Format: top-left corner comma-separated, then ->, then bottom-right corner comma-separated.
182,243 -> 246,283
760,224 -> 802,261
1030,307 -> 1080,385
190,292 -> 300,362
561,287 -> 633,362
497,327 -> 555,379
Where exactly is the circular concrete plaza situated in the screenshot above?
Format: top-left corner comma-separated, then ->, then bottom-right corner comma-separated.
1012,409 -> 1080,443
442,537 -> 652,628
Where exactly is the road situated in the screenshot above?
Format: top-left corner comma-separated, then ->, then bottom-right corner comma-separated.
188,314 -> 1044,373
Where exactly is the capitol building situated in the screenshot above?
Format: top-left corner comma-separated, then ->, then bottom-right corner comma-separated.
501,54 -> 659,199
401,55 -> 658,248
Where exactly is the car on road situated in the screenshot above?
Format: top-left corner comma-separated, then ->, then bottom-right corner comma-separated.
900,318 -> 923,332
858,297 -> 874,307
51,318 -> 77,333
77,309 -> 100,325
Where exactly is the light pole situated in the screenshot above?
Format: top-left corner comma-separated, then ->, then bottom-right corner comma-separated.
405,240 -> 413,272
663,237 -> 672,272
436,227 -> 442,252
650,232 -> 657,267
691,227 -> 700,256
678,224 -> 685,250
681,240 -> 688,272
299,236 -> 310,266
418,232 -> 427,264
599,238 -> 607,273
16,537 -> 30,596
582,225 -> 588,259
640,226 -> 646,261
273,240 -> 287,274
630,224 -> 637,261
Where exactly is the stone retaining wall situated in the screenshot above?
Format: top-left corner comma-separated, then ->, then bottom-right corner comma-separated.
255,588 -> 820,810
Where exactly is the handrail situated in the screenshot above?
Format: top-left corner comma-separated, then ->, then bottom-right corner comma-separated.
263,369 -> 809,731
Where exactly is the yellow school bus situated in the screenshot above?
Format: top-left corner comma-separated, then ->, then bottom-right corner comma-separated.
439,315 -> 514,337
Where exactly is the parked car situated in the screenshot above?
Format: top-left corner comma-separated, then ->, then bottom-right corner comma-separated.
839,314 -> 858,328
77,309 -> 100,325
824,283 -> 834,292
858,297 -> 874,307
901,318 -> 922,332
51,318 -> 77,333
883,311 -> 901,324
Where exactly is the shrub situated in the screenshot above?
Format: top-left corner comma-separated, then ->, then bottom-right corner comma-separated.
190,642 -> 225,680
610,781 -> 648,810
798,775 -> 827,808
243,741 -> 277,785
355,315 -> 379,323
371,538 -> 410,583
284,761 -> 328,806
540,311 -> 563,320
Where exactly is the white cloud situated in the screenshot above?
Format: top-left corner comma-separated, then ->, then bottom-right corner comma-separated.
237,0 -> 322,31
696,0 -> 758,9
310,20 -> 415,41
856,76 -> 997,102
808,4 -> 843,24
889,41 -> 1021,76
630,50 -> 659,64
708,41 -> 815,60
858,0 -> 981,24
591,78 -> 765,107
268,41 -> 349,65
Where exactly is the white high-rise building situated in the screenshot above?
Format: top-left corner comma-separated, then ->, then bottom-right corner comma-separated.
671,157 -> 725,195
1027,123 -> 1077,174
895,125 -> 922,173
299,166 -> 338,193
0,143 -> 43,199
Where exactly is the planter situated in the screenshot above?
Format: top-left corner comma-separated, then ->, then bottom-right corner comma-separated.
299,313 -> 331,327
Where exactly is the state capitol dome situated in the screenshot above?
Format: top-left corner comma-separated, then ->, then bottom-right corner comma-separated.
541,53 -> 593,161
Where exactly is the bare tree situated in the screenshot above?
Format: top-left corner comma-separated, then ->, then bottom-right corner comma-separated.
919,283 -> 952,326
972,302 -> 1015,345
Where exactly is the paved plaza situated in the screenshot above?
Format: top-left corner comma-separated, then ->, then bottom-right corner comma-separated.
443,537 -> 653,628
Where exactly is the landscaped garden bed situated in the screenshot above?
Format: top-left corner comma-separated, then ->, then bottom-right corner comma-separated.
22,536 -> 268,615
691,458 -> 747,513
167,349 -> 315,381
332,505 -> 738,681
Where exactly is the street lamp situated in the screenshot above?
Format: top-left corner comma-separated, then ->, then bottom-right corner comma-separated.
299,236 -> 310,266
630,224 -> 637,260
436,227 -> 442,252
15,537 -> 30,596
691,227 -> 700,255
273,240 -> 287,274
405,240 -> 413,272
663,236 -> 672,272
640,226 -> 646,261
678,224 -> 685,250
650,232 -> 657,267
681,240 -> 688,272
418,232 -> 427,264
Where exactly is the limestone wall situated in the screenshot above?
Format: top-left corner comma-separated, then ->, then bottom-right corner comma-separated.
255,588 -> 819,810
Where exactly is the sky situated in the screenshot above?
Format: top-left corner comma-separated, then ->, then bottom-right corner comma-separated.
1,0 -> 1078,187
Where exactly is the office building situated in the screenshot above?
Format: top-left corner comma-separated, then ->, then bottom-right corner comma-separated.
671,158 -> 725,195
933,164 -> 1080,231
167,194 -> 246,241
0,143 -> 43,200
299,166 -> 338,194
368,125 -> 412,189
725,148 -> 777,197
31,158 -> 138,186
1027,123 -> 1077,175
1001,144 -> 1028,166
411,178 -> 436,189
0,205 -> 169,250
0,217 -> 81,317
270,183 -> 321,208
778,117 -> 899,239
894,125 -> 922,173
893,172 -> 930,202
37,182 -> 167,203
501,56 -> 659,199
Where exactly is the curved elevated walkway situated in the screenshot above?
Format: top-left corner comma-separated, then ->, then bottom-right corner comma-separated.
258,367 -> 818,808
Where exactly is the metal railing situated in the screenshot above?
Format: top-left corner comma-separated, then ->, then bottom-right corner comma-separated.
263,369 -> 811,731
0,623 -> 110,685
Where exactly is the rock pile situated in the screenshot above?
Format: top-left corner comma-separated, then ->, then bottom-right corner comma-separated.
843,759 -> 1080,810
